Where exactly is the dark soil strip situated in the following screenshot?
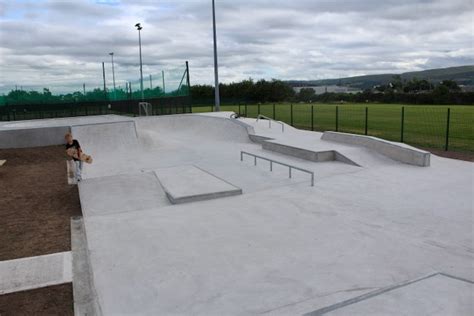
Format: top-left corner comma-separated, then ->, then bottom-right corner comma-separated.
0,283 -> 74,316
424,148 -> 474,162
0,145 -> 82,261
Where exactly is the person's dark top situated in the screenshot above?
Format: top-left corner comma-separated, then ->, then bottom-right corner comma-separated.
66,139 -> 81,161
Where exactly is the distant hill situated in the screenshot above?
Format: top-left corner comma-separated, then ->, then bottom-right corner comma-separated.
287,65 -> 474,90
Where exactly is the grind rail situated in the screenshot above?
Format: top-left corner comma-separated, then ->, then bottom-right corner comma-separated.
240,151 -> 314,186
256,114 -> 285,132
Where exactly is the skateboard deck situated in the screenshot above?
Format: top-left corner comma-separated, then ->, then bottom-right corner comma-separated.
67,148 -> 93,164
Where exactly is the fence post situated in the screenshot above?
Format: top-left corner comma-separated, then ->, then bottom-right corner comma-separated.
311,105 -> 314,131
335,106 -> 339,132
273,103 -> 276,119
290,103 -> 294,126
258,103 -> 260,115
365,107 -> 368,135
238,104 -> 241,115
445,107 -> 450,151
400,106 -> 405,142
245,104 -> 248,116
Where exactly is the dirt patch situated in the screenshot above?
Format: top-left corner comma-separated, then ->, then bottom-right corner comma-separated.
0,145 -> 82,261
421,148 -> 474,162
0,283 -> 73,315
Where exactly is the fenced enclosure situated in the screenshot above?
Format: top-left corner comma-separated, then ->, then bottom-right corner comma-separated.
0,62 -> 191,120
193,103 -> 474,154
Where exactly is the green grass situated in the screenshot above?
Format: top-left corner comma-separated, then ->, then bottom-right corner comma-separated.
192,103 -> 474,153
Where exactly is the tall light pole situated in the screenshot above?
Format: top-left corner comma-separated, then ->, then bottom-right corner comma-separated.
135,23 -> 144,100
109,52 -> 116,100
212,0 -> 220,111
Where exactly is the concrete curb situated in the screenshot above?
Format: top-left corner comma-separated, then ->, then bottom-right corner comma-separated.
71,217 -> 102,316
321,131 -> 430,167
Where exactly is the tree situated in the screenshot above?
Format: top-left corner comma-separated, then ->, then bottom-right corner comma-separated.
298,88 -> 316,102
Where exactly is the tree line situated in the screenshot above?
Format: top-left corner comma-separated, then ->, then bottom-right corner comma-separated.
1,76 -> 472,106
191,77 -> 473,105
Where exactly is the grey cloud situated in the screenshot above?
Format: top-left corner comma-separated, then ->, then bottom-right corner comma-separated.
0,0 -> 473,92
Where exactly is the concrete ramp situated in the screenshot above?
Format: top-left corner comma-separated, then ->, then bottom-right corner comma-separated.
305,273 -> 473,315
136,115 -> 251,143
79,171 -> 169,217
262,140 -> 360,166
155,165 -> 242,204
321,131 -> 430,167
71,121 -> 138,154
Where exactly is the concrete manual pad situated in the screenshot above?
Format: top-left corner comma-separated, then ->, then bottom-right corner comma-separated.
0,252 -> 72,294
79,171 -> 169,217
155,165 -> 242,204
308,273 -> 474,315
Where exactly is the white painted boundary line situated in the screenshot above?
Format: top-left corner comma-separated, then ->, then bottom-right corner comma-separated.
0,251 -> 72,295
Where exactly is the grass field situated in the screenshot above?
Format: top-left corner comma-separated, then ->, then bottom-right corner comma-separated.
192,103 -> 474,153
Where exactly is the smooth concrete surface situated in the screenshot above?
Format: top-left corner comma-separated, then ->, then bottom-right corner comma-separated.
155,165 -> 242,204
0,125 -> 70,148
0,114 -> 129,130
2,112 -> 472,315
79,172 -> 169,217
0,252 -> 72,294
71,217 -> 101,316
262,140 -> 360,166
0,115 -> 132,149
312,273 -> 473,315
321,131 -> 431,167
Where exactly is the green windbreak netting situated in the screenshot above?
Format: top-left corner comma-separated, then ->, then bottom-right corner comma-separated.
0,64 -> 189,106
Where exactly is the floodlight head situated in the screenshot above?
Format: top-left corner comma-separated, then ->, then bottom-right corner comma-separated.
109,52 -> 114,56
135,23 -> 142,30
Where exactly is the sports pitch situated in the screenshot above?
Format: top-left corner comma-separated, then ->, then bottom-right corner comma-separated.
193,103 -> 474,153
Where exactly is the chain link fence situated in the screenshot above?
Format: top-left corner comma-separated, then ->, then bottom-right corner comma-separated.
193,103 -> 474,154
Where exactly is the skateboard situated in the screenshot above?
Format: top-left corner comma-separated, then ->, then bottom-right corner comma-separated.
66,148 -> 93,164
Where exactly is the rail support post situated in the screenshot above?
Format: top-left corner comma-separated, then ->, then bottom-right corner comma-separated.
290,103 -> 294,126
311,105 -> 314,131
365,107 -> 368,135
445,108 -> 450,151
401,106 -> 405,142
335,106 -> 339,131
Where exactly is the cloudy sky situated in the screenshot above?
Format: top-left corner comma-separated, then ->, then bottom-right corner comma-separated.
0,0 -> 472,93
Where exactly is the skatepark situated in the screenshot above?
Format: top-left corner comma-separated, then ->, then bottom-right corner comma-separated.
0,113 -> 472,315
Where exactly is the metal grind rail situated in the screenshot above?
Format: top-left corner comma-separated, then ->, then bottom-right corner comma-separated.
240,151 -> 314,186
256,114 -> 285,132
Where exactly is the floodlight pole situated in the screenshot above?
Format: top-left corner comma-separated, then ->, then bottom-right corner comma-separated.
109,52 -> 116,100
135,23 -> 144,101
162,70 -> 165,94
102,62 -> 107,101
212,0 -> 220,111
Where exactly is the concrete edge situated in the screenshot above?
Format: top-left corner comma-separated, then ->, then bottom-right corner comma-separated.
0,252 -> 72,295
249,134 -> 274,144
321,131 -> 430,167
261,140 -> 361,167
71,120 -> 138,138
71,216 -> 102,316
0,125 -> 71,149
302,272 -> 473,316
165,187 -> 243,204
154,165 -> 243,205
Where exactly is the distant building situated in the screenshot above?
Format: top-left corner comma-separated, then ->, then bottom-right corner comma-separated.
293,85 -> 362,95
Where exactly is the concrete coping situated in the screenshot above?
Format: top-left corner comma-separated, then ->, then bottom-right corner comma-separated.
154,165 -> 242,204
321,131 -> 430,167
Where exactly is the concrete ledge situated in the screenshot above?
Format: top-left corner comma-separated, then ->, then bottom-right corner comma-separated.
0,252 -> 72,294
71,217 -> 101,316
249,134 -> 273,144
321,131 -> 430,167
155,165 -> 242,204
0,125 -> 70,148
262,141 -> 360,166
